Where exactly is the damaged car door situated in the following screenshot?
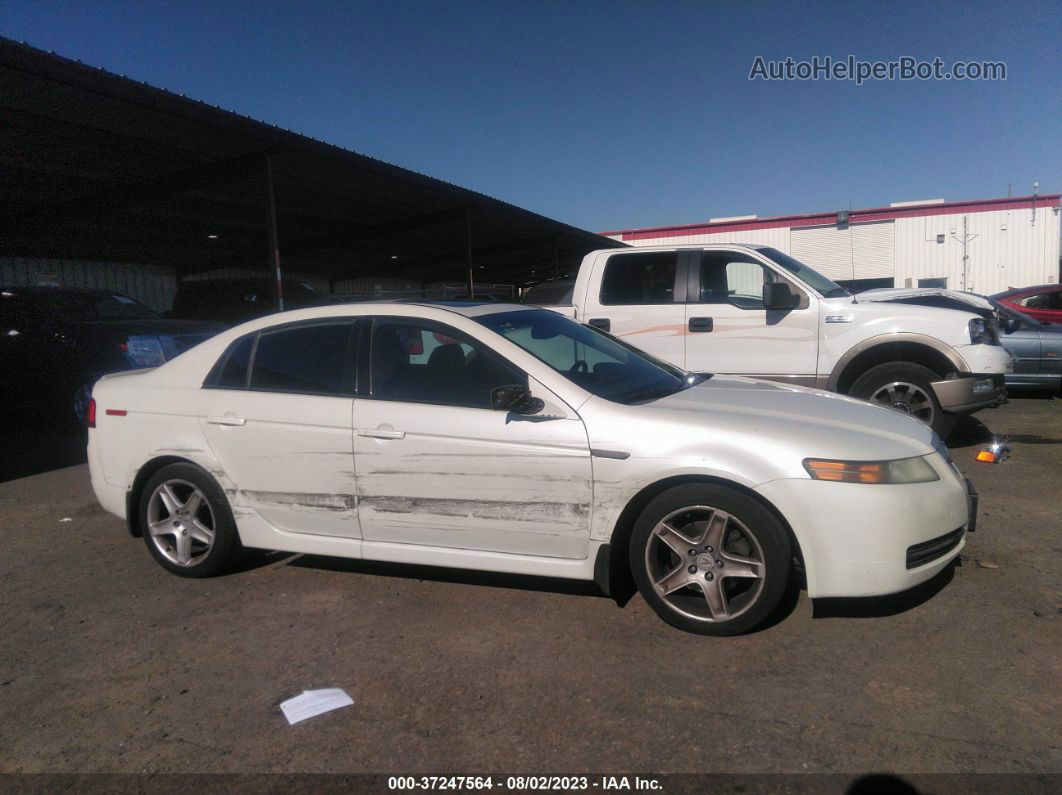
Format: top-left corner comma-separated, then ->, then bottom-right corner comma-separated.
353,316 -> 593,559
196,318 -> 361,537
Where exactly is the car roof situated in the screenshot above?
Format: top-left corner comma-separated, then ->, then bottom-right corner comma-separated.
991,283 -> 1062,298
401,301 -> 536,318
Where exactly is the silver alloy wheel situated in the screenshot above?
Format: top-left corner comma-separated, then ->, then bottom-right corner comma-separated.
868,380 -> 936,425
645,505 -> 766,622
146,479 -> 216,567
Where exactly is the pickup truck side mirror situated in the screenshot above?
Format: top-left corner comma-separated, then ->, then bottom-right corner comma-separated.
490,384 -> 544,415
763,282 -> 800,311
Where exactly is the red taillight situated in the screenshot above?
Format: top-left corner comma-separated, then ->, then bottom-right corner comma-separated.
86,397 -> 96,428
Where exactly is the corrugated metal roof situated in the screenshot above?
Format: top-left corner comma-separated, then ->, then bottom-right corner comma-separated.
0,37 -> 623,285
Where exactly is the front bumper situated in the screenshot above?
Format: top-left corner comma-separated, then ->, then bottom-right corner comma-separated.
755,458 -> 973,599
930,373 -> 1006,414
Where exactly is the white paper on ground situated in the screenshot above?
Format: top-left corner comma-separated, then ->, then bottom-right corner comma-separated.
280,688 -> 353,725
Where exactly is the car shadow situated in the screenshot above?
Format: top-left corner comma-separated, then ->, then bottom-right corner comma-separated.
224,548 -> 300,575
286,554 -> 611,599
284,551 -> 805,633
812,559 -> 957,619
946,415 -> 994,449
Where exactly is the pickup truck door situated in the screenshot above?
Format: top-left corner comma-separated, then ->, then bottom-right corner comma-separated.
353,316 -> 593,560
579,250 -> 687,369
683,250 -> 819,379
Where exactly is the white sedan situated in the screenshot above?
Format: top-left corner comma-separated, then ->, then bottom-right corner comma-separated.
87,302 -> 975,635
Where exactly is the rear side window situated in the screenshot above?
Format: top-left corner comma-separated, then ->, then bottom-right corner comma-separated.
214,336 -> 254,388
1021,291 -> 1062,310
250,323 -> 352,395
599,252 -> 677,305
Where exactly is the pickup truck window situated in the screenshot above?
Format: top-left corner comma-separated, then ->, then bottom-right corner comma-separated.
599,252 -> 678,306
477,309 -> 701,405
699,252 -> 771,308
757,247 -> 850,299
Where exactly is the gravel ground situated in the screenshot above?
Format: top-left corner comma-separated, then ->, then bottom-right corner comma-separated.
0,396 -> 1059,777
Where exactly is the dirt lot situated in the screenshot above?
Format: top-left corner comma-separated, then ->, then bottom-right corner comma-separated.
0,397 -> 1059,778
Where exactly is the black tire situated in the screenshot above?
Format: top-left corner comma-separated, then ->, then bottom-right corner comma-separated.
629,484 -> 791,636
849,362 -> 956,439
139,463 -> 242,578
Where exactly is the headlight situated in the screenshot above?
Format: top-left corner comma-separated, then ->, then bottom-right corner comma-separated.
968,318 -> 998,345
122,335 -> 166,367
803,456 -> 940,484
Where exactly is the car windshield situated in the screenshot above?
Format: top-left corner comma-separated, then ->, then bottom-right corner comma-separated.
44,292 -> 159,320
991,298 -> 1041,328
475,309 -> 705,404
523,281 -> 574,305
757,248 -> 851,298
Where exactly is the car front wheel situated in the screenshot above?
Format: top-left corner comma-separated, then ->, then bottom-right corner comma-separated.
849,362 -> 955,438
630,484 -> 791,636
139,463 -> 242,577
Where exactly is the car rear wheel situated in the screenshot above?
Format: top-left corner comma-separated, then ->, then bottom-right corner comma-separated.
630,484 -> 791,636
139,463 -> 242,577
850,362 -> 955,438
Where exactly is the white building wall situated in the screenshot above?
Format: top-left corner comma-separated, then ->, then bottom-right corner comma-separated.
606,227 -> 792,251
610,202 -> 1061,294
893,205 -> 1059,295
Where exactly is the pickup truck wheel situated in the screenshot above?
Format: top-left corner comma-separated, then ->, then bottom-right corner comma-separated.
139,463 -> 242,578
850,363 -> 955,437
630,484 -> 790,636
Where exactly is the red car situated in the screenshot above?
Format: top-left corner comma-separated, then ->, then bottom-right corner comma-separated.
992,283 -> 1062,324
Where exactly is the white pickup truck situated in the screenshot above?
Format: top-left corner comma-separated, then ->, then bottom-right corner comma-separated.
544,244 -> 1012,437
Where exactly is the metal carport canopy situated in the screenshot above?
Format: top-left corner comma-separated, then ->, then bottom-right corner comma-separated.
0,37 -> 624,295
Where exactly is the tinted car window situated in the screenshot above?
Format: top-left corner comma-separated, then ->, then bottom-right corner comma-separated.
249,322 -> 352,395
370,318 -> 524,409
1022,291 -> 1062,310
215,336 -> 255,388
55,292 -> 158,320
524,281 -> 574,305
599,253 -> 677,305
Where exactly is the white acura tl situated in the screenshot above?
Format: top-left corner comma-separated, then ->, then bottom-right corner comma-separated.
87,302 -> 975,635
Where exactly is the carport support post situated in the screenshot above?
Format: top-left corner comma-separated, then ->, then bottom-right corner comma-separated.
465,208 -> 474,298
265,156 -> 284,311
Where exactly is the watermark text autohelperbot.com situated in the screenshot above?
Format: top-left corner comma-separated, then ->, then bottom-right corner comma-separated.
749,56 -> 1006,85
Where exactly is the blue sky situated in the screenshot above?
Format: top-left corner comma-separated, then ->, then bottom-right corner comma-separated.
2,1 -> 1059,232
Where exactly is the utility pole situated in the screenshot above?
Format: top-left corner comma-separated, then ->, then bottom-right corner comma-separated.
264,156 -> 284,311
950,215 -> 979,292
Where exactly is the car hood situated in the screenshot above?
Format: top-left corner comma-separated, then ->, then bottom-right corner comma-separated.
855,287 -> 994,311
639,375 -> 937,460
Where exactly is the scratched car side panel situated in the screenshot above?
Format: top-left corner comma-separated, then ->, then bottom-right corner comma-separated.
194,389 -> 360,538
88,301 -> 973,603
354,378 -> 594,559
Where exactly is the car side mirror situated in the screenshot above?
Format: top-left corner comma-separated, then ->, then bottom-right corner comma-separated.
490,384 -> 544,415
1003,317 -> 1021,334
763,282 -> 800,310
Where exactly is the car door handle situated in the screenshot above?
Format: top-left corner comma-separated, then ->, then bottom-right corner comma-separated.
688,317 -> 713,332
588,318 -> 610,332
207,415 -> 246,426
358,427 -> 405,440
